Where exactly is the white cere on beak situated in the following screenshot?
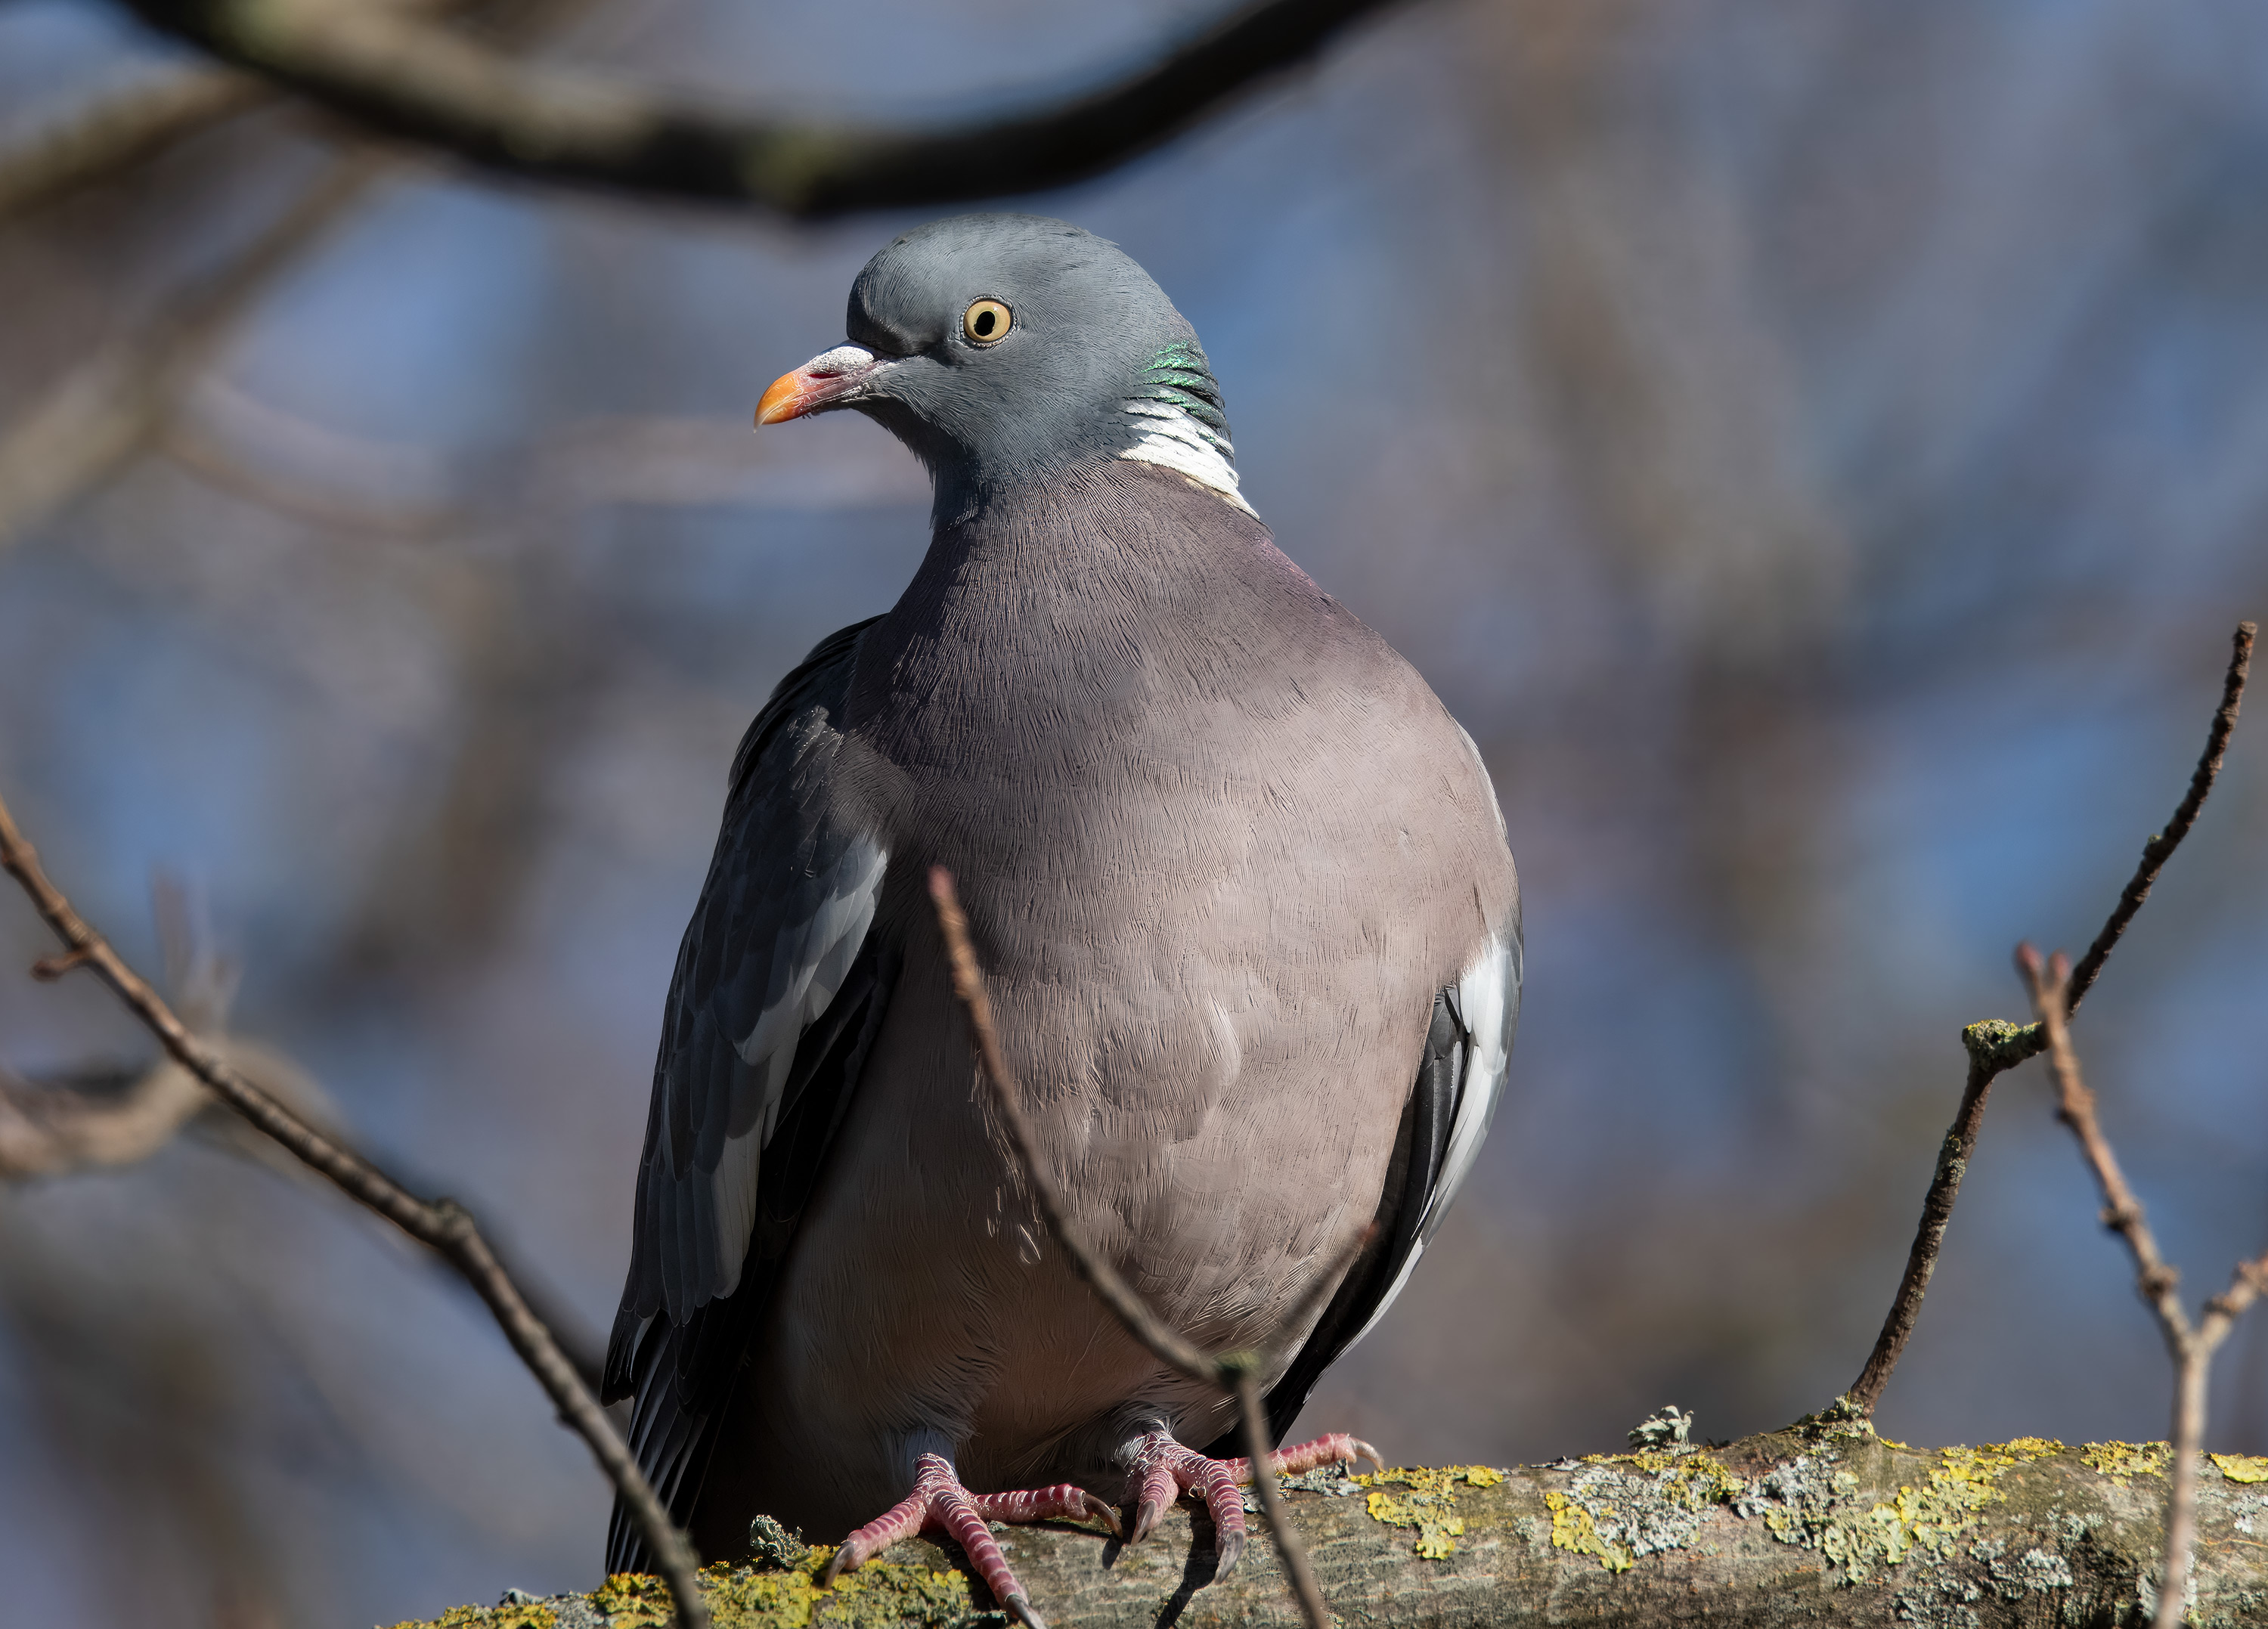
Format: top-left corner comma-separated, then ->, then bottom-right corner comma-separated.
805,343 -> 878,376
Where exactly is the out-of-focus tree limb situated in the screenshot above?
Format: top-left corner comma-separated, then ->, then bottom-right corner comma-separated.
0,787 -> 706,1626
0,150 -> 390,554
0,0 -> 616,219
0,1057 -> 211,1176
122,0 -> 1405,214
0,63 -> 266,218
0,872 -> 332,1179
0,873 -> 612,1392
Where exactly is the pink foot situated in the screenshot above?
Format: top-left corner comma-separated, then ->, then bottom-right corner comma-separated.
1127,1429 -> 1382,1575
822,1451 -> 1121,1629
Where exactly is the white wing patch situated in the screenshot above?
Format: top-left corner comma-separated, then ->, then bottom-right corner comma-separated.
1117,401 -> 1259,517
708,837 -> 888,1299
1343,934 -> 1522,1352
1432,935 -> 1520,1231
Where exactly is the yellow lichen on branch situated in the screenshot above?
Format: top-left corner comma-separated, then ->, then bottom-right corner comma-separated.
382,1432 -> 2268,1629
1359,1465 -> 1504,1558
2081,1442 -> 2170,1488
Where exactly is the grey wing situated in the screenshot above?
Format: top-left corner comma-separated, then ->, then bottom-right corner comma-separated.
603,616 -> 893,1572
1232,922 -> 1522,1448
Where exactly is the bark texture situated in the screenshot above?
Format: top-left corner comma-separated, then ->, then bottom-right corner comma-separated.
396,1425 -> 2268,1629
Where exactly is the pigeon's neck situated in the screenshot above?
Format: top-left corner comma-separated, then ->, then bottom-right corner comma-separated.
922,339 -> 1257,528
1112,340 -> 1256,519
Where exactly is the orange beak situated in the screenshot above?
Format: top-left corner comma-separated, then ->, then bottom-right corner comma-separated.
756,343 -> 881,426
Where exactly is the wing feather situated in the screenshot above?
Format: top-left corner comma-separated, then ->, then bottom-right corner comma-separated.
603,616 -> 893,1573
1224,919 -> 1522,1451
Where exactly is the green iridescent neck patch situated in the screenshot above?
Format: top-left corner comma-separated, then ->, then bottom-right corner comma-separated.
1131,339 -> 1232,448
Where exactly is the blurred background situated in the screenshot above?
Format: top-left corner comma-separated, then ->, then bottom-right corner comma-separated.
3,0 -> 2266,1624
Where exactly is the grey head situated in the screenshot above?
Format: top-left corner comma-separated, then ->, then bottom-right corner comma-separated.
757,214 -> 1253,524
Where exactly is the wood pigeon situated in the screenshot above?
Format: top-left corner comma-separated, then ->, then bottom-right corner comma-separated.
602,215 -> 1520,1624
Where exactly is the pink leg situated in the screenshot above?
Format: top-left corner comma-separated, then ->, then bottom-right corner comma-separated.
1125,1429 -> 1382,1575
823,1452 -> 1120,1629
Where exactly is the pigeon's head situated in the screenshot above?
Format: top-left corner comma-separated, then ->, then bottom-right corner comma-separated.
758,215 -> 1252,520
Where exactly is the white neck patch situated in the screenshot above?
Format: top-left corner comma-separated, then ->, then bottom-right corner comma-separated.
1117,401 -> 1258,518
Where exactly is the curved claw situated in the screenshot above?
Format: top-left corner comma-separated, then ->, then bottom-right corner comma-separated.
1079,1489 -> 1126,1540
1213,1528 -> 1247,1578
820,1546 -> 852,1588
1347,1437 -> 1384,1476
1005,1593 -> 1047,1629
1130,1494 -> 1169,1547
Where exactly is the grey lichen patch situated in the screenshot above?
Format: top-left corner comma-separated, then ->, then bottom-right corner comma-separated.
1970,1538 -> 2074,1598
1732,1439 -> 2064,1587
1278,1468 -> 1363,1496
1787,1394 -> 1882,1443
1891,1576 -> 1986,1629
1546,1448 -> 1747,1572
750,1514 -> 812,1570
1626,1404 -> 1694,1449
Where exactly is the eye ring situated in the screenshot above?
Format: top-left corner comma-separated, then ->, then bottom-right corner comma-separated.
962,299 -> 1012,345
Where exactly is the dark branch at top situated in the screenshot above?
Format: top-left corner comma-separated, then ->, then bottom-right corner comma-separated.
124,0 -> 1405,215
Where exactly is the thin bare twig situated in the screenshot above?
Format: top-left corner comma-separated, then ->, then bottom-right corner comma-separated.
1845,620 -> 2255,1417
2066,621 -> 2257,1013
930,867 -> 1342,1629
0,790 -> 709,1629
1232,1367 -> 1330,1620
2019,946 -> 2268,1629
126,0 -> 1402,215
1842,1046 -> 2000,1416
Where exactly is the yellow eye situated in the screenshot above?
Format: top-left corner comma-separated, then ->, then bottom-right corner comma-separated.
962,299 -> 1012,345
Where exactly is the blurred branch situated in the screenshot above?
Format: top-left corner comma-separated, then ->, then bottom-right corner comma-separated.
123,0 -> 1404,214
156,394 -> 929,534
930,867 -> 1368,1629
0,63 -> 265,218
0,0 -> 633,553
1,873 -> 311,1178
1845,619 -> 2255,1418
0,1056 -> 209,1177
156,412 -> 464,540
0,0 -> 620,219
2019,944 -> 2268,1629
0,150 -> 389,555
0,789 -> 703,1628
0,872 -> 611,1389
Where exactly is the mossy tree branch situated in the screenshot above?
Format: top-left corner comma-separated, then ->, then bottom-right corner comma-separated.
397,1429 -> 2268,1629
